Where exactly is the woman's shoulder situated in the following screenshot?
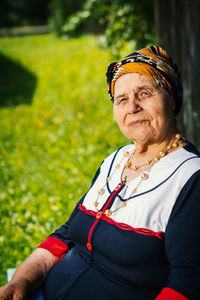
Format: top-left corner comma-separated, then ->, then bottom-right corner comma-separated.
183,142 -> 200,157
180,143 -> 200,172
166,143 -> 200,191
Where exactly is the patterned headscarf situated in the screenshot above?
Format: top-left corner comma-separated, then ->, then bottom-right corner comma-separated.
106,45 -> 182,115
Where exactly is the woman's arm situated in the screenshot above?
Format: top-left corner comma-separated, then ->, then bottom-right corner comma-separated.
0,248 -> 58,300
156,170 -> 200,300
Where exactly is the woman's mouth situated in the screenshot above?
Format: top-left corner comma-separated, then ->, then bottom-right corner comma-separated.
128,120 -> 146,126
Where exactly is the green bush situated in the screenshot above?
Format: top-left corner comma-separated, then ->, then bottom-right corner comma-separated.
63,0 -> 156,57
0,33 -> 132,285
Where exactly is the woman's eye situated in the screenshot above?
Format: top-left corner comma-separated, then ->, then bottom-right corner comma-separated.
138,91 -> 151,99
119,98 -> 127,103
114,98 -> 127,105
141,91 -> 149,96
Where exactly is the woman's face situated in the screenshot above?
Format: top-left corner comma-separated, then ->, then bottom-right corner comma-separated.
113,73 -> 176,145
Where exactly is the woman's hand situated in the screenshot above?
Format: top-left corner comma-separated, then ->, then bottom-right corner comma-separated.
0,248 -> 58,300
0,277 -> 29,300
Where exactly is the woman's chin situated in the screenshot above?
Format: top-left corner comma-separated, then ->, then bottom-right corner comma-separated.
124,129 -> 155,144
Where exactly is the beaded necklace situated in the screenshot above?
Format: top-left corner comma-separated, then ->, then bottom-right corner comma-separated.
93,133 -> 184,217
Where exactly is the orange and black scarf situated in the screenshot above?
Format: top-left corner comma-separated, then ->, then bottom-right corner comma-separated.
106,46 -> 182,115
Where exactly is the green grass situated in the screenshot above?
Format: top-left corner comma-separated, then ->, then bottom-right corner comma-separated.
0,33 -> 132,285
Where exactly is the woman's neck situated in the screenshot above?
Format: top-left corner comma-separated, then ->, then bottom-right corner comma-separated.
121,130 -> 186,184
133,131 -> 177,160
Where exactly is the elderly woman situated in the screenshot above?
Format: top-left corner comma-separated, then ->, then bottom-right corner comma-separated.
0,46 -> 200,300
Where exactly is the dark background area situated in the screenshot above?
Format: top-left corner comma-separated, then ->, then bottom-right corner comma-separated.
0,0 -> 84,28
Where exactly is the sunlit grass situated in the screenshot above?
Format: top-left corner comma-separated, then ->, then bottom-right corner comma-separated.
0,33 -> 133,284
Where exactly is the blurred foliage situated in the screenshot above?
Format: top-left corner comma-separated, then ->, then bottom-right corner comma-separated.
50,0 -> 65,36
0,33 -> 133,285
1,0 -> 155,58
0,0 -> 50,28
0,0 -> 84,29
63,0 -> 156,57
50,0 -> 85,37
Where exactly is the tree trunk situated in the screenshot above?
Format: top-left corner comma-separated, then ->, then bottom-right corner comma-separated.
155,0 -> 200,150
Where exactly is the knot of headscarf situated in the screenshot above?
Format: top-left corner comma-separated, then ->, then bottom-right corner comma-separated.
106,45 -> 182,115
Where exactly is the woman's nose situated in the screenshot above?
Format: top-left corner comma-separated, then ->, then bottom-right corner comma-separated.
126,96 -> 142,113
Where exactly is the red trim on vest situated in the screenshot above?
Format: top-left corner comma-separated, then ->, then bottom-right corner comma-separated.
79,204 -> 164,240
86,183 -> 125,251
37,236 -> 69,257
55,253 -> 66,264
155,287 -> 188,300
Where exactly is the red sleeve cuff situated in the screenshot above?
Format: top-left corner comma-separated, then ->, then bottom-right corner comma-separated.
155,287 -> 188,300
37,236 -> 69,257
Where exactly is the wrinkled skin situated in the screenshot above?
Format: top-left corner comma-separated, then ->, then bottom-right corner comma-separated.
0,249 -> 57,300
0,278 -> 29,300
